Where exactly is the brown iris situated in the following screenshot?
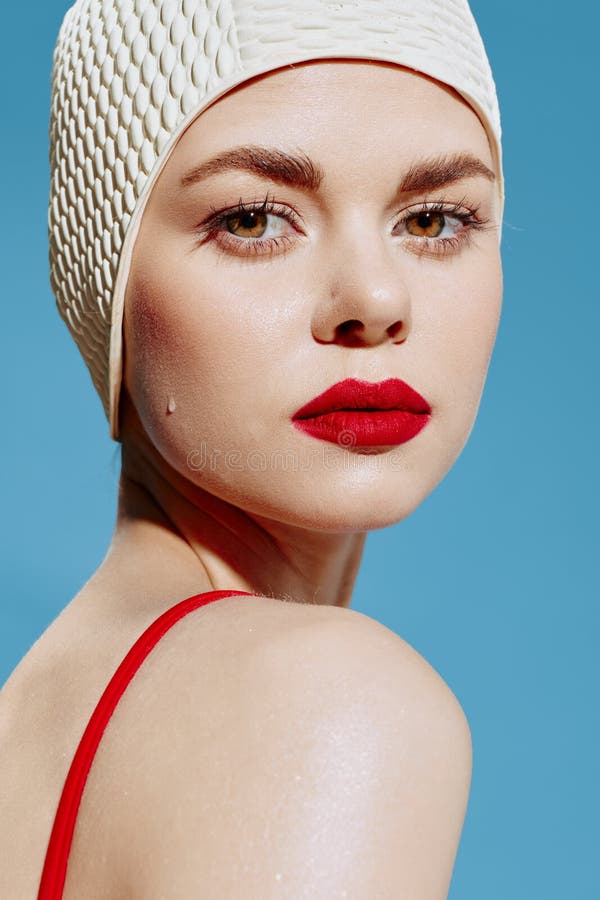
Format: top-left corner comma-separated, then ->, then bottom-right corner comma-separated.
226,210 -> 268,238
406,211 -> 445,238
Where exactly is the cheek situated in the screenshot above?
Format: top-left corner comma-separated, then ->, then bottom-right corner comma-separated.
407,246 -> 502,477
125,282 -> 180,409
424,249 -> 502,389
401,249 -> 502,486
458,250 -> 503,377
123,270 -> 213,452
123,264 -> 281,464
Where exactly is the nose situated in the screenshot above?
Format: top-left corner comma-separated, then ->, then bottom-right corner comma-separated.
311,231 -> 412,347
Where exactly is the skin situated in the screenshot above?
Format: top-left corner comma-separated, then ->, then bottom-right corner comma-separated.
0,60 -> 501,898
115,58 -> 502,609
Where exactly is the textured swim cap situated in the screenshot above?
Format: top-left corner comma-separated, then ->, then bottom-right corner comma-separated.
49,0 -> 503,439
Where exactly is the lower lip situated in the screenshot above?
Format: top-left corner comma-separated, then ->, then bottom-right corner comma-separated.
292,410 -> 431,447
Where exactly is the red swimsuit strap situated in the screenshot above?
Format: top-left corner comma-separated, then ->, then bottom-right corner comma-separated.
37,590 -> 254,899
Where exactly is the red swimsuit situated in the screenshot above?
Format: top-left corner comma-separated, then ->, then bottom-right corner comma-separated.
37,590 -> 254,899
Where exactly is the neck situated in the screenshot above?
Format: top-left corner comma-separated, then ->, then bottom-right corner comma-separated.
107,437 -> 366,610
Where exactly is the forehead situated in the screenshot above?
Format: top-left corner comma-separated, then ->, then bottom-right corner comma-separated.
162,60 -> 494,190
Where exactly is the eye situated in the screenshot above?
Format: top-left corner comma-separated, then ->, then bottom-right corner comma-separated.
405,210 -> 448,238
195,195 -> 301,258
225,209 -> 289,240
396,200 -> 491,258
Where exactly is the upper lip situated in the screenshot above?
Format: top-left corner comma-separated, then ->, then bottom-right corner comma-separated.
292,378 -> 431,419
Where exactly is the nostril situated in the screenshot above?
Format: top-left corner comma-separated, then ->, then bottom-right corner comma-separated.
337,319 -> 363,336
387,320 -> 405,340
335,319 -> 367,347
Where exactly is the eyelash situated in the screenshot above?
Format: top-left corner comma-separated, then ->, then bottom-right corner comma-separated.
195,193 -> 492,259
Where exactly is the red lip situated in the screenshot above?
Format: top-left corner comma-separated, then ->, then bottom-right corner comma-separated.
293,378 -> 431,418
291,378 -> 431,447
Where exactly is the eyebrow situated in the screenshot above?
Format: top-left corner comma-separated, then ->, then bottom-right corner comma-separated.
180,146 -> 323,192
180,145 -> 495,194
398,152 -> 495,194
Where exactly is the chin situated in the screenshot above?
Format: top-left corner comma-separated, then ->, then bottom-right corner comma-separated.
217,468 -> 444,534
174,415 -> 470,532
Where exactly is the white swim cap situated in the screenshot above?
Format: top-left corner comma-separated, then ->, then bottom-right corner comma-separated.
49,0 -> 503,439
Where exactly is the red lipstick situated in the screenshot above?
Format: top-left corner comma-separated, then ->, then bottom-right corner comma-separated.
291,378 -> 431,447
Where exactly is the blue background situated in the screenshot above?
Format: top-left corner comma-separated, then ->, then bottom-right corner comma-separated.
1,2 -> 598,897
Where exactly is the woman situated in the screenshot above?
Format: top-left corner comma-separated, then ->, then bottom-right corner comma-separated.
1,1 -> 503,897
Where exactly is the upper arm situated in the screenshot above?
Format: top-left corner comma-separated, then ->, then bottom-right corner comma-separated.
110,608 -> 472,899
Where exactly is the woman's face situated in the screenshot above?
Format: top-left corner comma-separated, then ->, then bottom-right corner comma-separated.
123,60 -> 502,532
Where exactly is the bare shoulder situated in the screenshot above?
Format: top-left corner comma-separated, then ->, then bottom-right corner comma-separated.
67,595 -> 472,900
